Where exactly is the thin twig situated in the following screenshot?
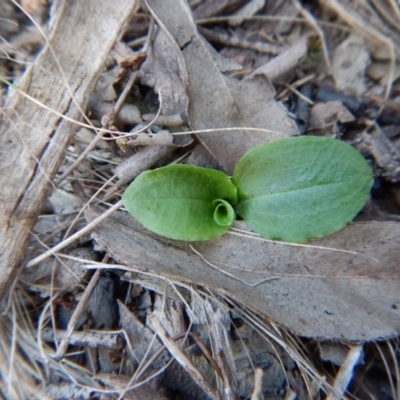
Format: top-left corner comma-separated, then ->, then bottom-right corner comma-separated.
376,343 -> 397,400
40,328 -> 121,348
26,201 -> 122,269
196,15 -> 350,32
198,26 -> 283,55
54,266 -> 103,360
386,342 -> 400,400
190,332 -> 223,379
293,0 -> 331,70
326,344 -> 363,400
250,368 -> 263,400
366,93 -> 400,114
148,315 -> 220,400
276,81 -> 314,105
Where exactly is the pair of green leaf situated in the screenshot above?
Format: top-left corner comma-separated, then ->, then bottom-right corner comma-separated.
122,136 -> 373,243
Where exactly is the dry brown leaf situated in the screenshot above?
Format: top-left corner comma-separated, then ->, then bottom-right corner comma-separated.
119,51 -> 147,70
192,0 -> 239,19
95,372 -> 169,400
87,208 -> 400,341
146,0 -> 298,174
48,189 -> 81,215
331,35 -> 370,98
119,273 -> 289,397
229,0 -> 266,26
323,0 -> 400,61
249,38 -> 308,83
118,300 -> 163,364
318,342 -> 355,366
357,126 -> 400,182
309,101 -> 355,130
114,146 -> 175,185
367,62 -> 400,85
139,27 -> 189,118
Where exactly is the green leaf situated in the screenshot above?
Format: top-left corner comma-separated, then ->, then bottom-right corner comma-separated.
122,165 -> 237,241
233,136 -> 373,243
212,199 -> 235,226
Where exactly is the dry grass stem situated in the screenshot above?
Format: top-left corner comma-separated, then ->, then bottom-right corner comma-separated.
250,368 -> 263,400
26,201 -> 122,268
54,268 -> 102,360
326,344 -> 363,400
149,315 -> 220,400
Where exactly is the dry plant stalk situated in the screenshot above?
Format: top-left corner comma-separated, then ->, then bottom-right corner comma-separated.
0,0 -> 138,301
250,368 -> 264,400
148,315 -> 220,400
326,344 -> 363,400
54,268 -> 102,360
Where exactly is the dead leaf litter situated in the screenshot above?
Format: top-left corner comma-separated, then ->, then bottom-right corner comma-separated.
0,0 -> 399,399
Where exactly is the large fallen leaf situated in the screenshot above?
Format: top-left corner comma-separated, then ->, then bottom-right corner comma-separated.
146,0 -> 298,174
87,208 -> 400,341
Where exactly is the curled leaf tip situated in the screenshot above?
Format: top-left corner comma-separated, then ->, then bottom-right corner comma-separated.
212,199 -> 235,227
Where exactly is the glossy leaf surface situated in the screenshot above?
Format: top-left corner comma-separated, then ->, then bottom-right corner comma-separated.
233,136 -> 373,243
122,165 -> 237,241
